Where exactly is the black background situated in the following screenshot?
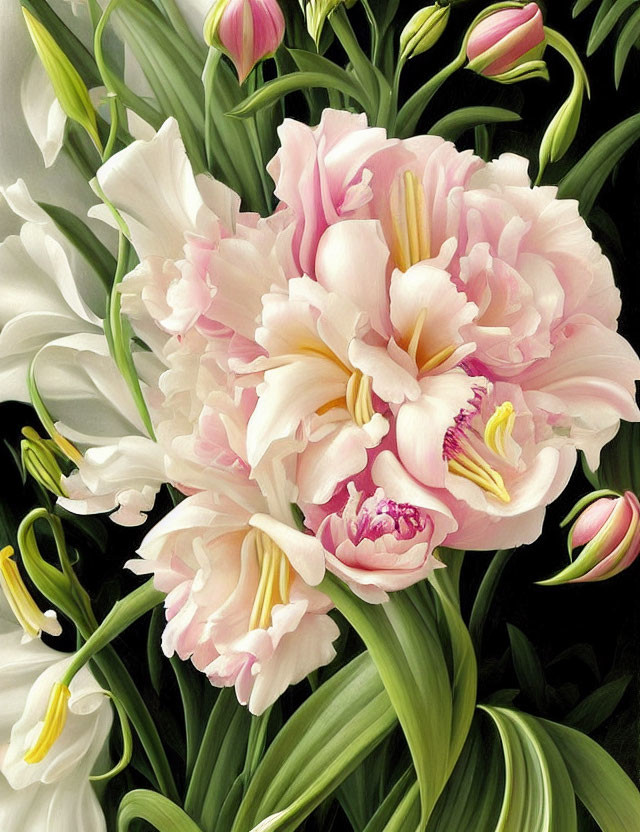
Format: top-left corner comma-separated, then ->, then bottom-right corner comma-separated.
0,0 -> 638,821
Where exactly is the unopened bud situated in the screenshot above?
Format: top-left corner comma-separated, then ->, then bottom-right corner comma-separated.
22,8 -> 101,151
301,0 -> 357,46
21,427 -> 67,498
400,5 -> 451,62
204,0 -> 285,83
539,490 -> 640,585
466,3 -> 547,83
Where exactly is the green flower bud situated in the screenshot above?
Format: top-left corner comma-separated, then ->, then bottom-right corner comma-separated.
301,0 -> 357,46
21,427 -> 68,498
400,5 -> 451,62
22,7 -> 101,152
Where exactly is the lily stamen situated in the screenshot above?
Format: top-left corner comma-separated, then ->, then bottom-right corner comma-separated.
484,402 -> 516,459
346,370 -> 375,427
391,170 -> 430,272
24,682 -> 71,765
0,546 -> 62,640
249,530 -> 292,631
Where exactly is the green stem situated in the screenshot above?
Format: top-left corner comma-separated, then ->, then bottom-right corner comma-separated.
184,689 -> 239,820
330,6 -> 378,116
61,580 -> 164,685
361,0 -> 381,65
396,50 -> 466,138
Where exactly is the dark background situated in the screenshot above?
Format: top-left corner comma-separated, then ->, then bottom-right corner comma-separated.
0,0 -> 638,820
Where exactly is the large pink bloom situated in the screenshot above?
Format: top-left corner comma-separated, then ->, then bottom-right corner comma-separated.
128,486 -> 335,715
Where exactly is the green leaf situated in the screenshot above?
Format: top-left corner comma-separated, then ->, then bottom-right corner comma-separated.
587,0 -> 638,55
114,0 -> 206,172
428,107 -> 521,142
573,0 -> 600,16
540,718 -> 640,830
362,768 -> 419,832
479,707 -> 578,831
507,624 -> 547,712
39,201 -> 116,292
564,676 -> 631,733
615,7 -> 640,86
469,550 -> 513,653
231,652 -> 396,832
427,716 -> 504,831
557,114 -> 640,217
229,70 -> 370,119
288,48 -> 373,111
321,575 -> 476,828
118,790 -> 204,832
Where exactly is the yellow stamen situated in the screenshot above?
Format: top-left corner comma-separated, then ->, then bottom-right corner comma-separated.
419,344 -> 458,375
346,370 -> 375,427
249,531 -> 293,631
390,170 -> 430,272
406,308 -> 428,363
448,439 -> 510,503
0,546 -> 60,639
484,402 -> 516,460
24,682 -> 70,764
52,431 -> 83,466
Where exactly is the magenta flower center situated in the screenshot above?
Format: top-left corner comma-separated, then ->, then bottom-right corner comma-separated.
353,499 -> 426,544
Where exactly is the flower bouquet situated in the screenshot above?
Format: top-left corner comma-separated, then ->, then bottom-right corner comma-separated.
1,0 -> 640,829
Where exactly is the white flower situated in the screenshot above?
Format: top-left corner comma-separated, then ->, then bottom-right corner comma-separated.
0,595 -> 112,832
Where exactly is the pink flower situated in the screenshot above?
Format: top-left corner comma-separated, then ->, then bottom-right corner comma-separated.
205,0 -> 285,84
128,487 -> 336,715
267,109 -> 402,276
317,484 -> 450,603
395,377 -> 577,550
466,3 -> 545,78
540,490 -> 640,584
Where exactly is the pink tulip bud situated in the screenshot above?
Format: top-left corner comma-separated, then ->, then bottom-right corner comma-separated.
204,0 -> 285,84
466,3 -> 546,78
539,490 -> 640,585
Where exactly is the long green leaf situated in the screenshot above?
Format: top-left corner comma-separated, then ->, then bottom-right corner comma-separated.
480,707 -> 578,831
231,652 -> 396,832
39,201 -> 116,292
540,718 -> 640,831
614,7 -> 640,86
229,71 -> 370,119
288,48 -> 372,111
427,716 -> 504,831
428,107 -> 521,142
587,0 -> 638,55
564,676 -> 631,734
507,624 -> 547,713
118,790 -> 203,832
557,113 -> 640,216
573,0 -> 601,15
322,573 -> 476,829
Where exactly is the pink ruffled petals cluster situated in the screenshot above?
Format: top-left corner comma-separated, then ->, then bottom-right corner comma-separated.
85,109 -> 640,712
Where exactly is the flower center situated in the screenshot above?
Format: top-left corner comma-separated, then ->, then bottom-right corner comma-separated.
345,370 -> 375,427
249,530 -> 293,631
353,498 -> 426,544
390,170 -> 431,271
443,396 -> 512,503
405,307 -> 458,375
